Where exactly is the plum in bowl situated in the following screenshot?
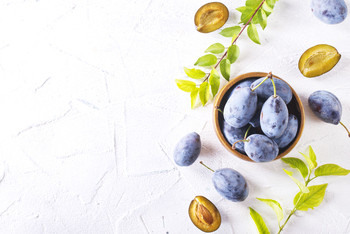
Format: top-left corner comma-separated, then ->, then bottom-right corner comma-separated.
213,72 -> 305,162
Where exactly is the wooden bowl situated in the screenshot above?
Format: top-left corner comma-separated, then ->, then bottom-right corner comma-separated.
213,72 -> 305,162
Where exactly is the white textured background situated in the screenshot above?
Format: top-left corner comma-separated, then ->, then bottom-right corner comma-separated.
0,0 -> 350,233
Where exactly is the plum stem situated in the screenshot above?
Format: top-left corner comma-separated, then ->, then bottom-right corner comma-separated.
203,0 -> 266,83
269,72 -> 277,98
251,71 -> 272,92
339,121 -> 350,137
243,125 -> 252,140
200,161 -> 215,172
215,106 -> 224,115
232,139 -> 249,150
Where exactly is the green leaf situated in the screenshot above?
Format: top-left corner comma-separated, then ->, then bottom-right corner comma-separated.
266,0 -> 277,9
199,81 -> 210,106
219,26 -> 241,37
282,157 -> 309,179
249,207 -> 270,234
219,58 -> 231,81
175,79 -> 196,92
283,169 -> 309,193
240,9 -> 254,24
231,34 -> 238,44
209,69 -> 220,97
190,87 -> 199,109
257,198 -> 283,222
183,67 -> 206,79
246,0 -> 262,8
205,43 -> 225,54
294,184 -> 328,211
251,17 -> 259,25
247,23 -> 260,44
262,1 -> 274,13
265,0 -> 276,16
251,9 -> 261,25
308,146 -> 317,168
258,9 -> 267,29
210,67 -> 220,79
227,45 -> 240,64
236,6 -> 247,13
315,164 -> 350,177
299,147 -> 317,170
194,54 -> 217,67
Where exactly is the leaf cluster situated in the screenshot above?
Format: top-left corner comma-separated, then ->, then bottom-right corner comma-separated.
176,0 -> 278,109
250,146 -> 350,234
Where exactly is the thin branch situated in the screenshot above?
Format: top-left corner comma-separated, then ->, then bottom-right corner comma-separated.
203,0 -> 266,82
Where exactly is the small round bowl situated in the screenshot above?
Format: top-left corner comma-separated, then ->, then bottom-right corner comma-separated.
213,72 -> 305,162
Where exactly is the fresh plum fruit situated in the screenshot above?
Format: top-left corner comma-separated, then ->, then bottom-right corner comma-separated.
173,132 -> 201,166
224,87 -> 257,128
244,134 -> 279,162
228,79 -> 257,98
222,121 -> 254,154
212,168 -> 249,202
249,100 -> 264,128
260,95 -> 289,139
250,77 -> 292,104
188,196 -> 221,232
311,0 -> 347,24
274,114 -> 299,149
299,44 -> 341,77
308,90 -> 341,124
194,2 -> 229,33
309,90 -> 350,137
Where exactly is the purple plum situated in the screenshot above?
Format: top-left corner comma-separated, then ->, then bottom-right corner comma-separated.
212,168 -> 249,202
173,132 -> 201,166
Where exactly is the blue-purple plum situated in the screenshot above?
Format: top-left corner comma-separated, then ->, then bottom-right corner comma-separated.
249,100 -> 264,128
308,90 -> 341,124
251,77 -> 292,104
311,0 -> 347,24
212,168 -> 249,202
222,121 -> 254,153
273,114 -> 299,149
260,95 -> 289,139
228,79 -> 256,97
309,90 -> 350,137
173,132 -> 201,166
244,134 -> 279,162
224,87 -> 257,128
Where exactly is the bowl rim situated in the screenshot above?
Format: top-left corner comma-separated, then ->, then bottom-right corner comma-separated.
213,72 -> 305,162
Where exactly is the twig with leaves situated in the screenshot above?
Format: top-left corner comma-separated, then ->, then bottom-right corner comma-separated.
176,0 -> 279,108
249,146 -> 350,234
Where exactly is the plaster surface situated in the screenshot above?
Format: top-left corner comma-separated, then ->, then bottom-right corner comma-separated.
1,0 -> 350,233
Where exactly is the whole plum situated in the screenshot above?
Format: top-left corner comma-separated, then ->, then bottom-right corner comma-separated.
244,134 -> 279,162
308,90 -> 341,124
273,114 -> 299,149
222,121 -> 254,153
251,77 -> 292,104
249,100 -> 264,128
311,0 -> 347,24
173,132 -> 201,166
228,79 -> 256,97
224,87 -> 257,128
260,95 -> 289,139
309,90 -> 350,137
212,168 -> 249,202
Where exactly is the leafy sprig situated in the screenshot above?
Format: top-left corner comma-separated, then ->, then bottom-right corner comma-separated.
249,146 -> 350,234
176,0 -> 279,108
